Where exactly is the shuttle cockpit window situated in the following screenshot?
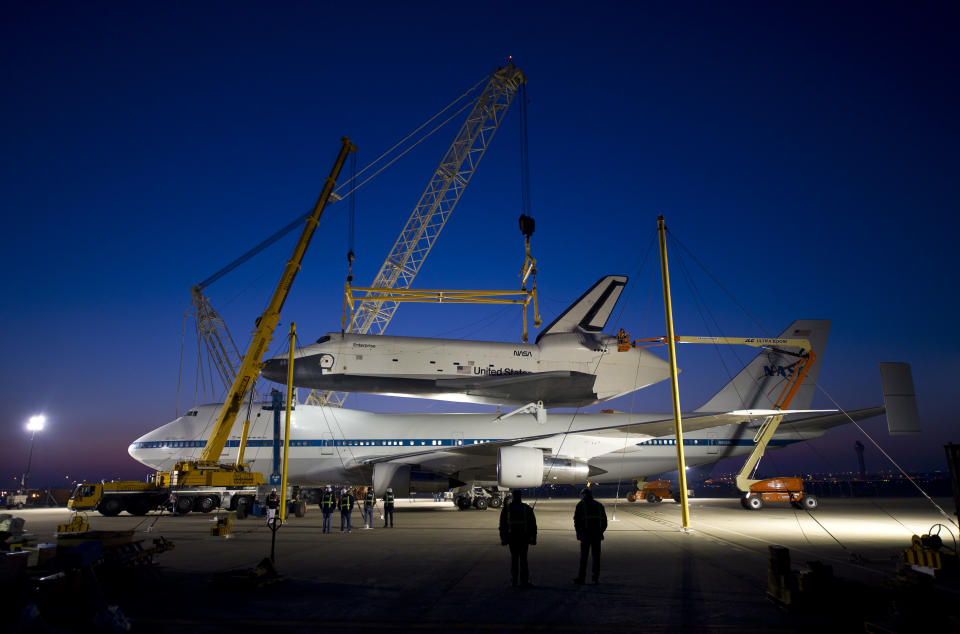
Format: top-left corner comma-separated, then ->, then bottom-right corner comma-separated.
315,335 -> 331,344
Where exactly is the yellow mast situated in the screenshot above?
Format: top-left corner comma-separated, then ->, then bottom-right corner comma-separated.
280,322 -> 295,522
657,215 -> 691,531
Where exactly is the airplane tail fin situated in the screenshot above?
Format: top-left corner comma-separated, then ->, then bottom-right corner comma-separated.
536,275 -> 628,343
695,319 -> 831,412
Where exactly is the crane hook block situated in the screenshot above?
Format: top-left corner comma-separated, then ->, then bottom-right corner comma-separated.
519,214 -> 535,239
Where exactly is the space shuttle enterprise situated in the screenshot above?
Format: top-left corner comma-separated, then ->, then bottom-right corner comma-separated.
261,275 -> 673,408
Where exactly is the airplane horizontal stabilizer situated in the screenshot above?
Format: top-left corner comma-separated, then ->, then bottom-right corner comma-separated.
879,362 -> 920,435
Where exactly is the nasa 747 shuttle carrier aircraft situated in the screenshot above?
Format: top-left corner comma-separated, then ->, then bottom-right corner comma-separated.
260,275 -> 673,408
130,320 -> 918,502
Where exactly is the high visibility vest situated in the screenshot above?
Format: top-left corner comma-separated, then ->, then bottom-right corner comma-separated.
321,493 -> 335,509
365,492 -> 375,505
385,492 -> 395,505
340,495 -> 352,510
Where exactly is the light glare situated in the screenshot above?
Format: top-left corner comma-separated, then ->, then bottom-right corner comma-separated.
27,415 -> 45,432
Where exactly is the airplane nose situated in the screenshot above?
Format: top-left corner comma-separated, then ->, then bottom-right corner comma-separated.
261,357 -> 289,383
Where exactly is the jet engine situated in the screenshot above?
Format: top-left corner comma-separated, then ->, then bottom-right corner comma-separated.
497,446 -> 591,488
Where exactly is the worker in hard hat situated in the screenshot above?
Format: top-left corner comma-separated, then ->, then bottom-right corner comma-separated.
339,487 -> 354,533
319,485 -> 336,534
499,489 -> 537,587
362,487 -> 376,529
382,487 -> 395,527
573,488 -> 607,584
265,488 -> 280,527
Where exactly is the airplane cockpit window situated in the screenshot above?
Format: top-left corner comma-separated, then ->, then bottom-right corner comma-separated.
316,335 -> 331,344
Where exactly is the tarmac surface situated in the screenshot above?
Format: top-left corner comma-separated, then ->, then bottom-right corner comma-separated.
10,496 -> 960,633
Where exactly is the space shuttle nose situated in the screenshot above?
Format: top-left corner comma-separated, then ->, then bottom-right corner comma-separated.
261,357 -> 288,383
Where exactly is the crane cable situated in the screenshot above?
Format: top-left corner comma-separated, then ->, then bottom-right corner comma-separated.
519,82 -> 531,216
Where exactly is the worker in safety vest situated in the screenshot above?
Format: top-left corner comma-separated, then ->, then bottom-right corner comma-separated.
362,488 -> 376,529
498,489 -> 537,587
266,488 -> 280,527
319,485 -> 336,534
573,488 -> 607,584
339,488 -> 354,533
382,487 -> 395,527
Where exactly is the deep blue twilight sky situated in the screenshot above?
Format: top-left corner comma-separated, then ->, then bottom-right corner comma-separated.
1,2 -> 957,490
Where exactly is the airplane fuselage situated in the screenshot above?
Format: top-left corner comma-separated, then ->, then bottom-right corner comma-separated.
129,403 -> 819,488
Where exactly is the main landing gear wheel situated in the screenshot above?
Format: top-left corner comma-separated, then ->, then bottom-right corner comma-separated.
646,493 -> 660,504
473,497 -> 488,511
456,496 -> 472,511
801,495 -> 819,510
489,496 -> 503,509
745,496 -> 763,510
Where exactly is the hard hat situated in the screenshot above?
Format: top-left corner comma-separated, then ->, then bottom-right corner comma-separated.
387,487 -> 392,492
326,485 -> 332,491
271,488 -> 277,493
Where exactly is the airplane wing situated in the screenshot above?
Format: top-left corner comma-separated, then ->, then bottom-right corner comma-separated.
350,407 -> 849,470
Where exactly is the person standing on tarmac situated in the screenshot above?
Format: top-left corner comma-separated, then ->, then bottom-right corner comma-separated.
363,487 -> 376,529
266,488 -> 280,527
573,488 -> 607,584
339,488 -> 354,533
383,487 -> 395,527
319,486 -> 336,534
499,489 -> 537,588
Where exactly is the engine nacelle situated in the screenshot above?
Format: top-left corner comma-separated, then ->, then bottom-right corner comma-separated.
373,463 -> 410,498
542,457 -> 590,484
497,447 -> 591,488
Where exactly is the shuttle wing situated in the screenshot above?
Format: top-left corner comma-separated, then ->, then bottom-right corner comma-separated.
435,371 -> 597,407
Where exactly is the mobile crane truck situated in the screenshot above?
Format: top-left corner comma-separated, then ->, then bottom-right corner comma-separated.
69,138 -> 356,517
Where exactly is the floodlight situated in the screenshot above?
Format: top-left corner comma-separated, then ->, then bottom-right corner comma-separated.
27,415 -> 45,432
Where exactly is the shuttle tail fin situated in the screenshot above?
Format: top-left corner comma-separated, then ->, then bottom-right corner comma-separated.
695,319 -> 831,412
536,275 -> 628,343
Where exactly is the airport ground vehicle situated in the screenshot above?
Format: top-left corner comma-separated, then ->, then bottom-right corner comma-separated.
453,486 -> 505,511
67,480 -> 266,516
627,480 -> 675,503
740,477 -> 818,510
4,492 -> 28,509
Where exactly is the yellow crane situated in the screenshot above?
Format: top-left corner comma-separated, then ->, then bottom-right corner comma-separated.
163,137 -> 357,489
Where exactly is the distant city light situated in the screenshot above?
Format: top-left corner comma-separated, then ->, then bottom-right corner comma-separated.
27,415 -> 45,432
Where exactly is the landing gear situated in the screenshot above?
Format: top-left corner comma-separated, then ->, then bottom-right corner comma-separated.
456,496 -> 472,511
488,495 -> 503,509
473,497 -> 488,510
